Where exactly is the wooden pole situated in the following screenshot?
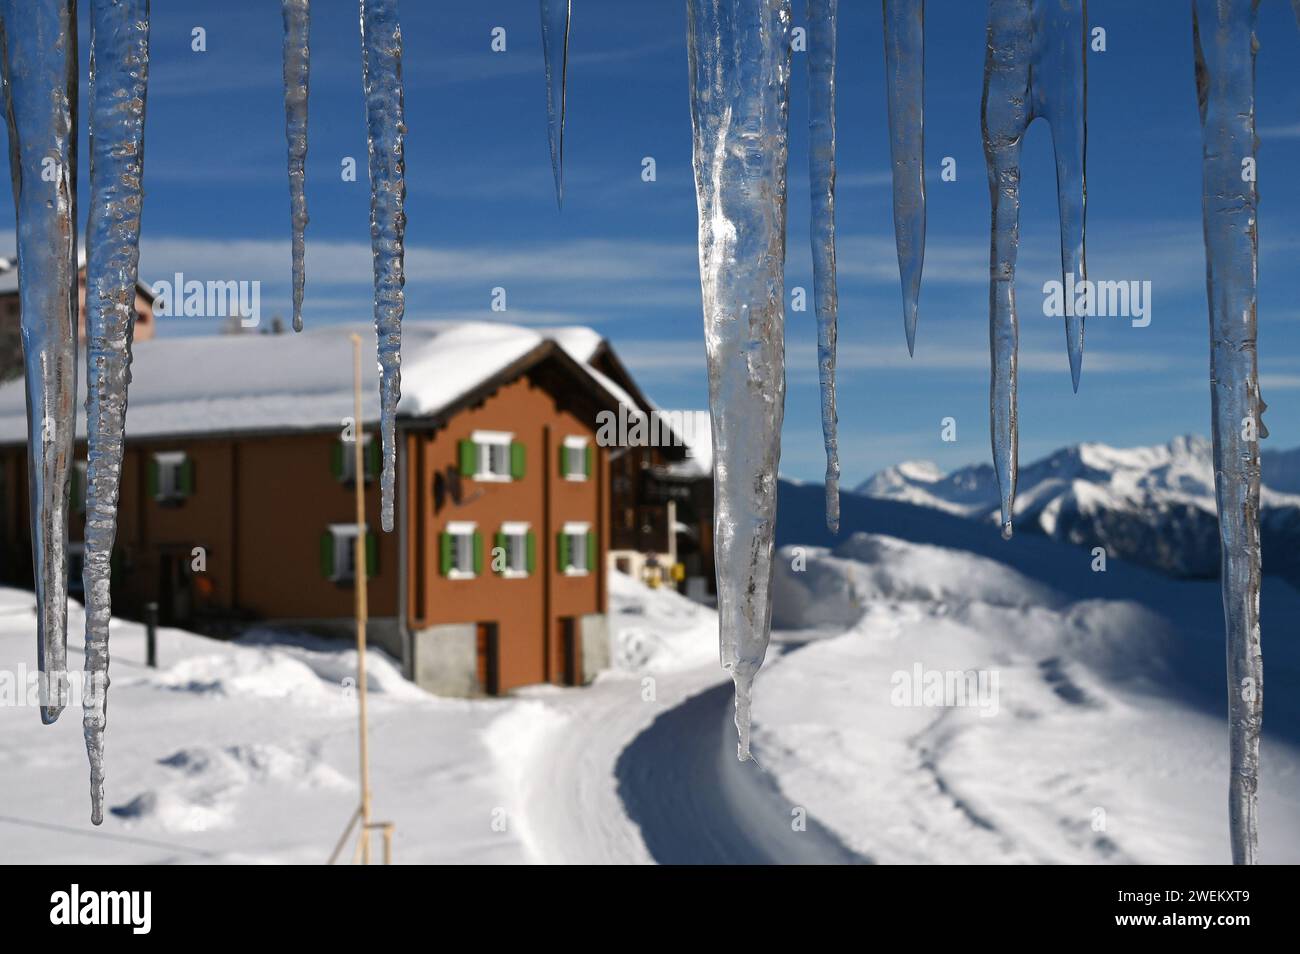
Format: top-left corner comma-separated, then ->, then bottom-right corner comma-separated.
325,338 -> 394,865
351,334 -> 373,866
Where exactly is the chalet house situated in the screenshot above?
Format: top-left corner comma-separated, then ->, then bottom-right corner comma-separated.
0,255 -> 158,382
0,321 -> 709,697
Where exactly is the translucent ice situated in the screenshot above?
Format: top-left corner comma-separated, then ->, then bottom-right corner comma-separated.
882,0 -> 925,355
807,0 -> 839,532
81,0 -> 151,825
686,0 -> 791,760
359,0 -> 406,533
1192,0 -> 1263,866
282,0 -> 310,332
540,0 -> 570,208
0,0 -> 80,725
981,0 -> 1087,536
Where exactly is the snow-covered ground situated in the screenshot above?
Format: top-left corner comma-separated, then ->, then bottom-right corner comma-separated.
0,590 -> 527,863
759,535 -> 1300,864
3,513 -> 1299,864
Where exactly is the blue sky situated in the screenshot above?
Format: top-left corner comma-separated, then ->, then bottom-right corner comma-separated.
4,0 -> 1300,484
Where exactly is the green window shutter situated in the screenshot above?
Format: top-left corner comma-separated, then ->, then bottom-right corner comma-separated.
320,531 -> 334,579
472,531 -> 483,575
510,441 -> 526,480
525,531 -> 536,574
458,439 -> 476,477
558,444 -> 567,477
366,531 -> 379,576
366,436 -> 381,481
494,531 -> 506,575
331,441 -> 344,480
70,465 -> 82,512
586,531 -> 596,573
439,531 -> 453,576
178,457 -> 195,496
584,443 -> 593,477
147,457 -> 159,499
557,531 -> 569,570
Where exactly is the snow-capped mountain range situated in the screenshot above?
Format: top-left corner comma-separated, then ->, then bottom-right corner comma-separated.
855,435 -> 1300,583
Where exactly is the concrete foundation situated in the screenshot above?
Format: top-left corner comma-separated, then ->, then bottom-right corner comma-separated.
412,622 -> 480,697
579,613 -> 609,684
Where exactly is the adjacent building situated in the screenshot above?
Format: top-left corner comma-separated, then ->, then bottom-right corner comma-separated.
0,321 -> 710,696
0,256 -> 157,382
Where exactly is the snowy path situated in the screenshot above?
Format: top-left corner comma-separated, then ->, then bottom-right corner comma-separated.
484,660 -> 866,865
616,679 -> 868,864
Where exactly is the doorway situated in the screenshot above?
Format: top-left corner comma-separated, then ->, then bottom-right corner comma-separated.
556,616 -> 580,687
476,622 -> 499,696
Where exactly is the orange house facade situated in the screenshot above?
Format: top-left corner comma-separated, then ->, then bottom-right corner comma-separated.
0,322 -> 641,696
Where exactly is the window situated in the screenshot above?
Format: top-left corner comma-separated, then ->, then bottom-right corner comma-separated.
558,521 -> 594,576
150,452 -> 193,503
320,524 -> 377,583
71,460 -> 87,514
494,522 -> 535,578
561,436 -> 592,481
459,431 -> 524,482
440,521 -> 481,579
332,433 -> 380,485
67,542 -> 85,595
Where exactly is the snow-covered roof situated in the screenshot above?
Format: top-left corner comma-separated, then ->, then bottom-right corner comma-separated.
0,320 -> 642,445
663,409 -> 712,478
0,251 -> 156,300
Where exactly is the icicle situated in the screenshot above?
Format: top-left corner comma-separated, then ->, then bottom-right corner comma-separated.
81,0 -> 149,826
807,0 -> 839,533
359,0 -> 406,533
981,0 -> 1087,538
282,0 -> 310,332
1192,0 -> 1263,867
0,0 -> 79,725
539,0 -> 571,208
882,0 -> 924,355
687,0 -> 791,760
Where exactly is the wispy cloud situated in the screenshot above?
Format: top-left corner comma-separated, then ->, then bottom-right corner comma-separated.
139,235 -> 698,287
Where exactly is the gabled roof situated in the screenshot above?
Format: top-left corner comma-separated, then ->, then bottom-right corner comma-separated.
0,320 -> 650,445
0,253 -> 156,302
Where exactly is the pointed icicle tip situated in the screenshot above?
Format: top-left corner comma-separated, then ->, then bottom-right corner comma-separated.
540,0 -> 570,210
905,312 -> 917,357
1066,313 -> 1084,392
1000,520 -> 1013,541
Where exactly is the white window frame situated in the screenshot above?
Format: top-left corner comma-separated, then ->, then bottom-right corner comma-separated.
339,433 -> 373,484
447,520 -> 478,580
154,451 -> 187,503
472,430 -> 514,482
562,436 -> 589,482
499,521 -> 530,579
329,523 -> 364,583
562,521 -> 591,576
